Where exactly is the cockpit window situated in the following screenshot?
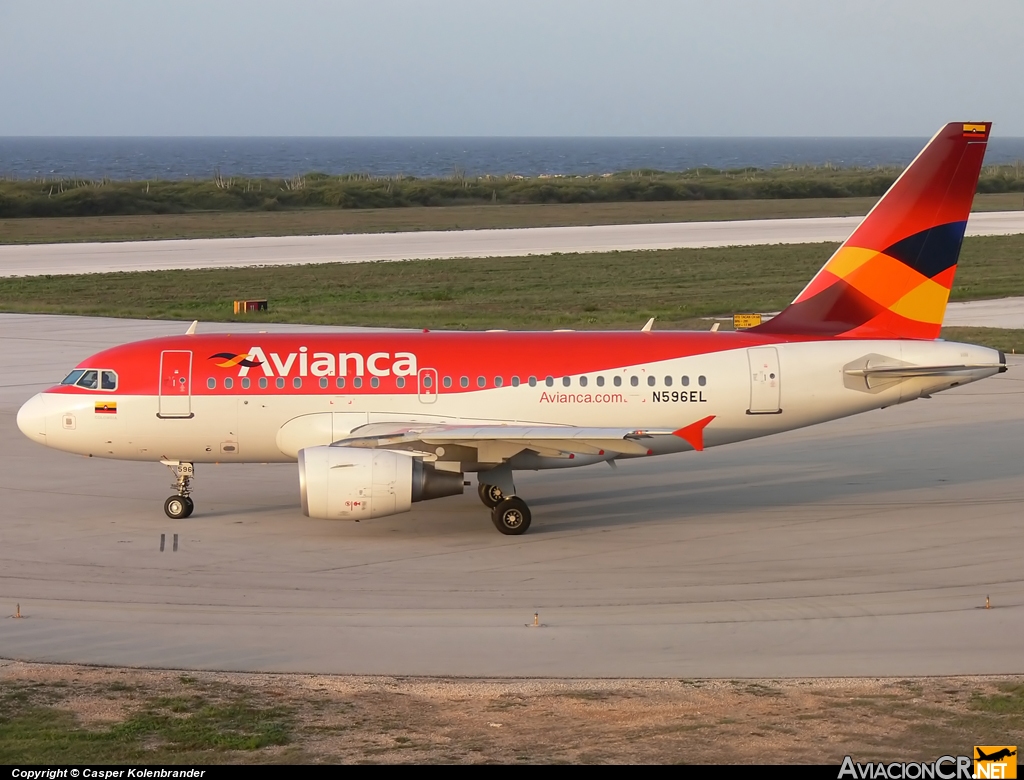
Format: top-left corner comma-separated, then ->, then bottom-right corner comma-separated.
61,370 -> 86,385
77,370 -> 99,389
60,368 -> 118,391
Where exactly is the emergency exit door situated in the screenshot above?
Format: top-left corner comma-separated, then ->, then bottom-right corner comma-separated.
159,350 -> 193,418
747,347 -> 781,414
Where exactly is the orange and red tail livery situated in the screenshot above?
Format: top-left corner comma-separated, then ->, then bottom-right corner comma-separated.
755,122 -> 991,339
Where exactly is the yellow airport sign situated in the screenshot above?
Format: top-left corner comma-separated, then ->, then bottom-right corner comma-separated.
733,313 -> 763,330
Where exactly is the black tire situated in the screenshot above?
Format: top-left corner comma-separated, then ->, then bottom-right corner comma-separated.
164,496 -> 188,519
478,482 -> 504,509
182,497 -> 195,518
491,496 -> 532,535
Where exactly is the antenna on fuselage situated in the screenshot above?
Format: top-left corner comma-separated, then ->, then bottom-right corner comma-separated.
641,317 -> 655,332
185,321 -> 198,335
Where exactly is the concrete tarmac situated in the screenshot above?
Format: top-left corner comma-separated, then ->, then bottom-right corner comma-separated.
3,211 -> 1024,277
1,314 -> 1022,677
945,297 -> 1024,329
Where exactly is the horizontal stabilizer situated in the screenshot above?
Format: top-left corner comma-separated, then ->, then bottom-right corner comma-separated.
844,363 -> 1003,378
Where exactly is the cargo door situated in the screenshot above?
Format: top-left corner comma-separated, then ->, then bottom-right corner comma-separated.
747,347 -> 781,414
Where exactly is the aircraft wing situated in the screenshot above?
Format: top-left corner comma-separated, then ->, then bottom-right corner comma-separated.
334,423 -> 681,458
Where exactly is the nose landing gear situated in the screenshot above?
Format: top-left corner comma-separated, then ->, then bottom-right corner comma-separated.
162,461 -> 195,519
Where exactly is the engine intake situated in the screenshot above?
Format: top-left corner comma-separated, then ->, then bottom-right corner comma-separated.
298,446 -> 463,520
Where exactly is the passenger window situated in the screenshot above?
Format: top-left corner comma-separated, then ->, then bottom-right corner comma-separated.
529,376 -> 537,387
61,370 -> 86,386
545,376 -> 554,387
76,370 -> 99,389
370,377 -> 379,388
397,377 -> 406,389
613,376 -> 622,387
647,376 -> 656,387
353,377 -> 363,389
562,376 -> 571,387
442,376 -> 451,388
579,376 -> 588,387
682,376 -> 690,387
207,378 -> 216,389
241,377 -> 250,389
699,375 -> 707,386
494,376 -> 503,387
101,370 -> 118,390
224,377 -> 233,390
276,377 -> 285,389
319,377 -> 328,389
461,376 -> 469,388
259,377 -> 268,389
336,377 -> 345,389
422,375 -> 432,388
630,376 -> 639,387
293,377 -> 302,389
511,376 -> 520,387
596,376 -> 604,387
477,376 -> 486,388
664,376 -> 672,387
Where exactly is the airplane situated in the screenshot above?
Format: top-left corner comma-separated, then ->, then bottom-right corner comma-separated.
976,748 -> 1016,762
16,122 -> 1006,535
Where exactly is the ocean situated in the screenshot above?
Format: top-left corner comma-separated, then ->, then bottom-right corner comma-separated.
2,137 -> 1023,181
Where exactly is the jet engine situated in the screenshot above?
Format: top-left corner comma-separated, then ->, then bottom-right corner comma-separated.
298,446 -> 464,520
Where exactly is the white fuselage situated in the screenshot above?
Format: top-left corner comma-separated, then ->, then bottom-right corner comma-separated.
17,339 -> 1002,468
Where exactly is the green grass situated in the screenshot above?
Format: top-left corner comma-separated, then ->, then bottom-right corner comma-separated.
1,234 -> 1022,350
971,683 -> 1024,714
0,197 -> 891,245
0,682 -> 294,763
0,193 -> 1019,246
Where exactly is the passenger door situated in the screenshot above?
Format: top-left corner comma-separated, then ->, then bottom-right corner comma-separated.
159,350 -> 193,418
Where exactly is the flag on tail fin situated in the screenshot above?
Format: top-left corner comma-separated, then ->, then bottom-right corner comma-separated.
753,122 -> 991,339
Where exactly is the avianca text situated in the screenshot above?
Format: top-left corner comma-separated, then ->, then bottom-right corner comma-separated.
234,347 -> 417,378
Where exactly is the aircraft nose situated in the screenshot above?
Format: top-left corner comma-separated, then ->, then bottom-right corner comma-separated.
17,393 -> 48,445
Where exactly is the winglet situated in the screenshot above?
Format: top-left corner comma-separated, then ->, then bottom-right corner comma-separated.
641,317 -> 655,332
185,320 -> 198,335
672,415 -> 716,451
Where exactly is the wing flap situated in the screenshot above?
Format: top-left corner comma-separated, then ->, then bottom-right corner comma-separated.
334,423 -> 675,458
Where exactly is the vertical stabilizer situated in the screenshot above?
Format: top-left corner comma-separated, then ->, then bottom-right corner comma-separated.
753,122 -> 991,339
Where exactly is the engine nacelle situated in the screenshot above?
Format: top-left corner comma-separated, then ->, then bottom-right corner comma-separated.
298,446 -> 464,520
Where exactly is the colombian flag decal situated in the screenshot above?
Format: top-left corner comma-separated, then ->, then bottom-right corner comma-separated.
95,401 -> 117,414
963,123 -> 988,138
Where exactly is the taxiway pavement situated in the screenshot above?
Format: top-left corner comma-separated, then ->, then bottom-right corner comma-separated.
2,211 -> 1024,277
1,314 -> 1022,677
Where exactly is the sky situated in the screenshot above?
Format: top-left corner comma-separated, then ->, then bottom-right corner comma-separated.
2,0 -> 1022,137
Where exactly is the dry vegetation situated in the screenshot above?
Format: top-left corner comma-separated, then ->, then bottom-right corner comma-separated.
1,662 -> 1022,764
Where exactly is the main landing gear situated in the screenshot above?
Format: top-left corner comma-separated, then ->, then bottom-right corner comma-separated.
478,481 -> 532,535
163,461 -> 195,519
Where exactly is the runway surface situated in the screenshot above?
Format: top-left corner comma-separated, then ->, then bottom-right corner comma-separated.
3,210 -> 1024,277
945,297 -> 1024,329
1,313 -> 1022,677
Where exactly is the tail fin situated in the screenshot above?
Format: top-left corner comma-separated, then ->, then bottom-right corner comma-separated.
754,122 -> 991,339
